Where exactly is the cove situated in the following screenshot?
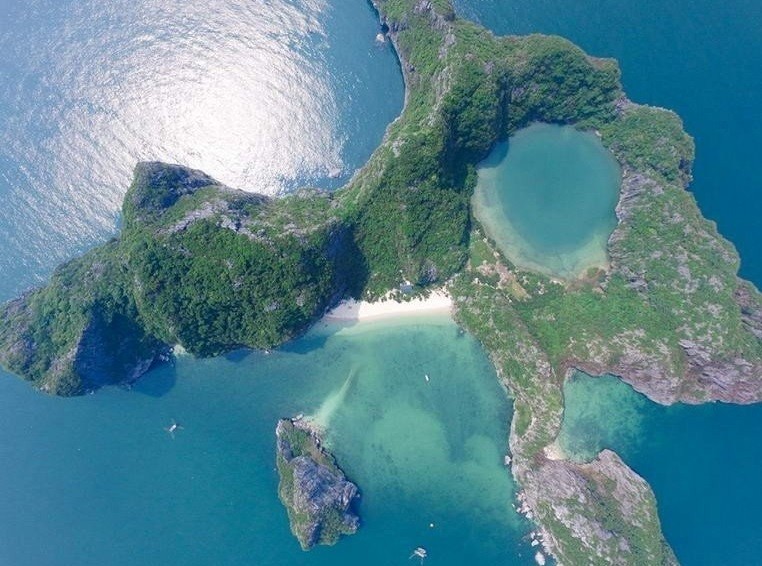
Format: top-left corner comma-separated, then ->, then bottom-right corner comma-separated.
557,372 -> 762,564
472,123 -> 621,279
0,317 -> 534,565
0,0 -> 403,299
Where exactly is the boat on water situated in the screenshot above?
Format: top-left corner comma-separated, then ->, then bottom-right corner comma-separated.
164,420 -> 183,438
410,547 -> 428,562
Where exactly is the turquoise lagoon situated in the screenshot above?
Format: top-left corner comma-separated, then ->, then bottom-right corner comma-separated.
456,0 -> 762,284
0,0 -> 760,564
0,1 -> 539,562
473,123 -> 621,279
0,318 -> 534,565
472,119 -> 762,563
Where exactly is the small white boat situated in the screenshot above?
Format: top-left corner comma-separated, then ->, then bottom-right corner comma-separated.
424,374 -> 430,383
410,547 -> 428,562
164,420 -> 183,438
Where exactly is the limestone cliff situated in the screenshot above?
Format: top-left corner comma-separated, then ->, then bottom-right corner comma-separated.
275,418 -> 360,549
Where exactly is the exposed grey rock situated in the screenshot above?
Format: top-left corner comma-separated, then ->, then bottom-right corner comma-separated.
736,281 -> 762,340
516,451 -> 677,566
275,419 -> 360,550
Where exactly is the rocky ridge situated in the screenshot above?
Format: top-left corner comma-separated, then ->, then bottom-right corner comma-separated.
275,418 -> 360,549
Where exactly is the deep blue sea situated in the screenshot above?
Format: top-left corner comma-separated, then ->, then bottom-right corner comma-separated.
0,2 -> 536,565
0,0 -> 760,564
0,0 -> 403,298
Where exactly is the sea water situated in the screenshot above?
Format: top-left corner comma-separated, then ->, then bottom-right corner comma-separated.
456,0 -> 762,284
472,123 -> 620,279
0,0 -> 403,298
0,1 -> 538,563
0,318 -> 533,565
1,0 -> 760,563
558,373 -> 762,564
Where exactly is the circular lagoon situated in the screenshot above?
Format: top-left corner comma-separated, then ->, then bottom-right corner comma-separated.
472,123 -> 621,279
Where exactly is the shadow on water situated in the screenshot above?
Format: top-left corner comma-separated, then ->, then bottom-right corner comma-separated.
223,348 -> 256,363
130,319 -> 350,398
130,362 -> 177,397
280,320 -> 351,355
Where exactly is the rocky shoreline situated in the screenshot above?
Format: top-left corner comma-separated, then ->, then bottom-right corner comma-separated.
513,451 -> 677,566
275,418 -> 360,550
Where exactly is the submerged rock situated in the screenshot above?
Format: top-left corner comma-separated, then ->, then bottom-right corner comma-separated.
275,418 -> 360,550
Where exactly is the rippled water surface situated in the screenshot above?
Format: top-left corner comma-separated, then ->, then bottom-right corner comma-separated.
2,0 -> 761,564
0,0 -> 402,297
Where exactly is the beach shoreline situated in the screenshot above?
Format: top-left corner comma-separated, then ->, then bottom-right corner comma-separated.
323,289 -> 453,322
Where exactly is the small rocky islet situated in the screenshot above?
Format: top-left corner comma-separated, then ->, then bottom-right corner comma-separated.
275,418 -> 360,550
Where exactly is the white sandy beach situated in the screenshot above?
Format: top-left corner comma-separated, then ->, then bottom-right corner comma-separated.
323,289 -> 453,322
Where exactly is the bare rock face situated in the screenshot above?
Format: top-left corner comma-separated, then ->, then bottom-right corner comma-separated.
275,419 -> 360,550
518,450 -> 677,566
736,281 -> 762,340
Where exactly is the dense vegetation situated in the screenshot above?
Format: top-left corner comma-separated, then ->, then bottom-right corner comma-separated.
451,70 -> 759,566
0,163 -> 363,393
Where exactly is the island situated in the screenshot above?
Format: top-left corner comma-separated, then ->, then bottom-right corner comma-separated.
1,0 -> 760,562
275,418 -> 360,549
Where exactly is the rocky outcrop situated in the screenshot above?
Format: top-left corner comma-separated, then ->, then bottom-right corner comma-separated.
568,343 -> 762,407
72,308 -> 165,390
275,418 -> 360,550
0,240 -> 168,395
0,161 -> 366,393
736,280 -> 762,340
516,451 -> 677,566
587,101 -> 762,406
2,1 -> 759,563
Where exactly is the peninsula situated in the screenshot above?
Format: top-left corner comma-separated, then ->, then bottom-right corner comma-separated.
1,0 -> 760,562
